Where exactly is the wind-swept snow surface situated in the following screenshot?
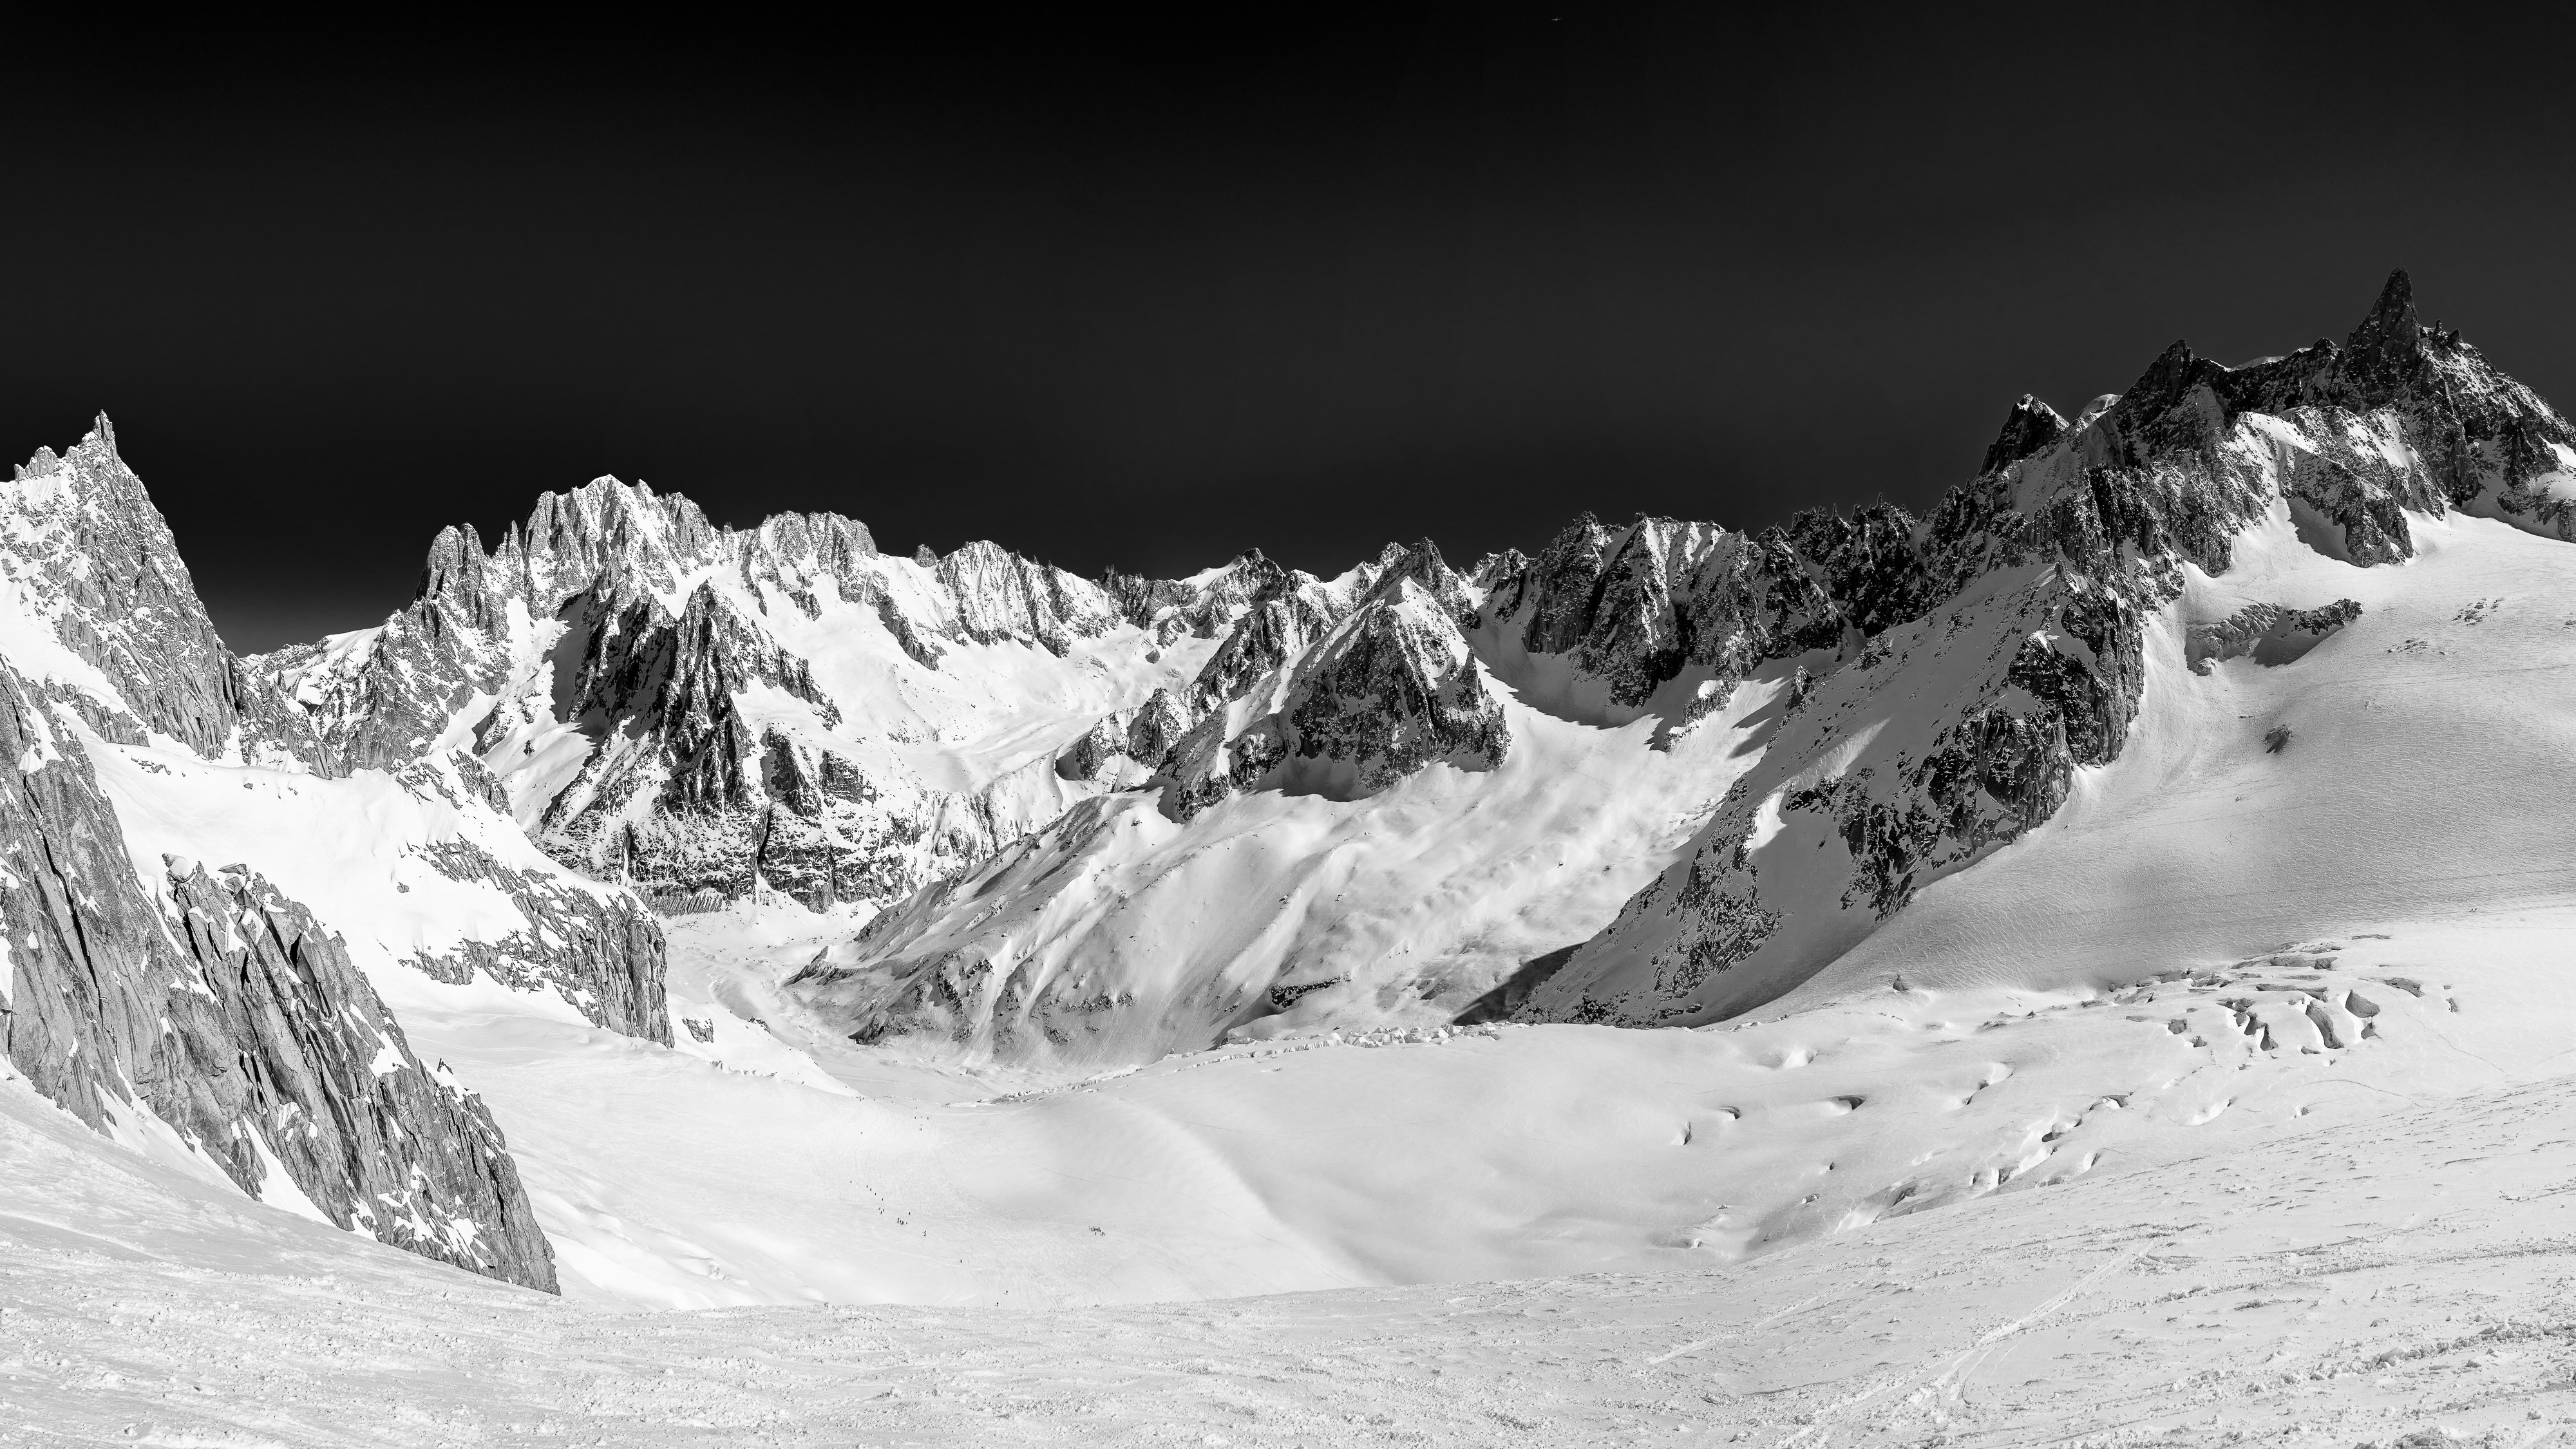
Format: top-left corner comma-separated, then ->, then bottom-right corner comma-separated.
8,1029 -> 2576,1444
400,895 -> 2576,1314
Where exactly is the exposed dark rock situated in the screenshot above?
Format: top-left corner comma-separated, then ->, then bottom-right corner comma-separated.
162,860 -> 558,1289
1518,514 -> 1615,656
0,421 -> 654,1288
402,831 -> 670,1045
1125,688 -> 1191,765
1982,395 -> 2070,475
0,657 -> 554,1290
2188,600 -> 2363,673
1155,546 -> 1508,821
1054,715 -> 1130,782
1484,513 -> 1844,711
788,271 -> 2571,1065
1184,567 -> 1354,715
1282,569 -> 1509,795
7,420 -> 328,771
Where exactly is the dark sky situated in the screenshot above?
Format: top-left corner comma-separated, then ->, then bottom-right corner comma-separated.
8,6 -> 2575,652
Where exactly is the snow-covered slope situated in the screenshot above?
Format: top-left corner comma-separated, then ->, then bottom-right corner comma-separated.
13,1037 -> 2576,1445
784,540 -> 1743,1065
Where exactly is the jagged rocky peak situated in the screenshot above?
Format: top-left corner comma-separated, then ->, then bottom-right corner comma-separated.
274,474 -> 1229,721
1466,545 -> 1528,600
308,469 -> 1323,914
1508,511 -> 1614,656
934,539 -> 1123,655
1155,539 -> 1507,821
1944,268 -> 2576,580
1522,270 -> 2576,1029
3,415 -> 323,769
413,476 -> 889,630
1279,540 -> 1507,788
1477,509 -> 1844,716
1981,394 -> 2069,475
1,419 -> 663,1287
770,269 -> 2576,1073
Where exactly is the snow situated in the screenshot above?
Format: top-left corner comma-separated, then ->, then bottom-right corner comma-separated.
8,1010 -> 2576,1443
791,668 -> 1783,1064
0,573 -> 129,715
243,1123 -> 337,1228
21,408 -> 2576,1440
77,729 -> 612,1001
1781,507 -> 2576,1013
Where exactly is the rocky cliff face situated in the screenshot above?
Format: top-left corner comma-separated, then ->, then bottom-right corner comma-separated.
1527,271 -> 2576,1025
1153,543 -> 1509,819
1479,513 -> 1844,715
3,421 -> 325,769
399,769 -> 670,1044
255,480 -> 1278,908
160,860 -> 556,1287
0,422 -> 562,1289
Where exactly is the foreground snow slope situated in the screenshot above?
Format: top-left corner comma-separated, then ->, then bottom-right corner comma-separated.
9,1036 -> 2574,1445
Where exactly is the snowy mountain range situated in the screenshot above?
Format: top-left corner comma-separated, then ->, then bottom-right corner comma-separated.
797,270 -> 2576,1061
9,268 -> 2576,1384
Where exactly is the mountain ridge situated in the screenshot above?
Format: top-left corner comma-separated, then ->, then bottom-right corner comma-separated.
147,269 -> 2576,1072
767,270 -> 2576,1059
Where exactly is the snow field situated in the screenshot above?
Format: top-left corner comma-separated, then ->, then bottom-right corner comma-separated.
9,1034 -> 2576,1444
388,888 -> 2576,1332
